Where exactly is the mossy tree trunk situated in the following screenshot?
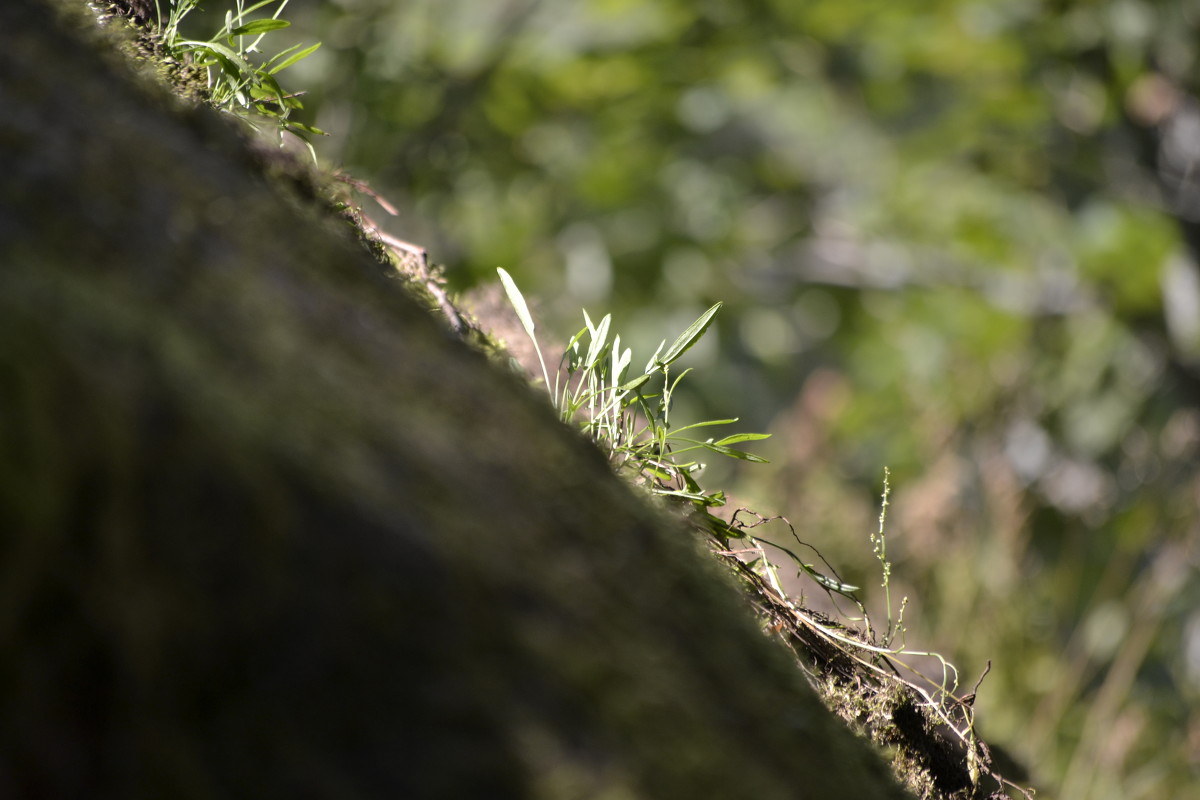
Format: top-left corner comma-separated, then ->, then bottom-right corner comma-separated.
0,2 -> 910,798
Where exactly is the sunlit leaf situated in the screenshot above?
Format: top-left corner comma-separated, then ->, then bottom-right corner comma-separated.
713,432 -> 771,446
284,121 -> 328,136
231,19 -> 290,36
657,302 -> 722,367
616,373 -> 651,393
584,313 -> 610,369
644,339 -> 666,374
269,42 -> 321,74
671,418 -> 738,434
697,441 -> 769,463
497,267 -> 536,342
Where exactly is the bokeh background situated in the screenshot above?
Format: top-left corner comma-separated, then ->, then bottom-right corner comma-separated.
217,0 -> 1200,796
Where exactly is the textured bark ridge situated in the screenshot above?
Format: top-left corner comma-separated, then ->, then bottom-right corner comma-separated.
0,2 -> 911,798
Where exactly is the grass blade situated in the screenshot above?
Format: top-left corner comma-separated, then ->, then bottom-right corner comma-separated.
713,432 -> 771,446
670,418 -> 738,434
232,18 -> 290,35
584,314 -> 611,369
696,441 -> 769,462
497,268 -> 537,342
497,268 -> 552,391
269,41 -> 321,74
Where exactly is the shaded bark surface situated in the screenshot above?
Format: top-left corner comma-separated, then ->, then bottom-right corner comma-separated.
0,2 -> 911,798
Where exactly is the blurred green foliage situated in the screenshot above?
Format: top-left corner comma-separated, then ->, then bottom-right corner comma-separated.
272,0 -> 1200,796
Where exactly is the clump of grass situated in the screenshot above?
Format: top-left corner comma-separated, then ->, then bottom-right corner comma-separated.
151,0 -> 325,154
498,268 -> 769,509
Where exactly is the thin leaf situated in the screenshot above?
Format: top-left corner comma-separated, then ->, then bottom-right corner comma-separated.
284,121 -> 328,136
657,302 -> 722,367
264,41 -> 303,67
670,418 -> 738,434
232,18 -> 290,35
756,537 -> 860,595
806,569 -> 859,594
497,268 -> 537,341
269,41 -> 321,74
584,314 -> 611,369
561,327 -> 588,373
496,267 -> 551,391
612,339 -> 631,383
616,373 -> 651,393
713,432 -> 771,446
653,488 -> 706,501
696,441 -> 769,463
654,488 -> 727,507
644,339 -> 666,374
231,0 -> 284,21
180,39 -> 254,75
643,465 -> 674,482
257,71 -> 287,104
706,514 -> 743,540
667,367 -> 693,395
300,136 -> 319,166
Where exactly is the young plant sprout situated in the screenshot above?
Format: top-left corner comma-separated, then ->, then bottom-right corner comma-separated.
152,0 -> 325,154
498,268 -> 767,508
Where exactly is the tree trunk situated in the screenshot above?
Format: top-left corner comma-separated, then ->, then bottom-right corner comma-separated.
0,2 -> 909,798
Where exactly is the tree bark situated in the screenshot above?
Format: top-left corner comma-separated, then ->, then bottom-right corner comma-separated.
0,2 -> 910,798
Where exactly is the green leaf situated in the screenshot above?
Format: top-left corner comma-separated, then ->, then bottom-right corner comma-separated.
562,327 -> 588,373
713,432 -> 771,446
806,570 -> 859,594
670,418 -> 738,434
497,268 -> 537,342
657,302 -> 722,367
264,41 -> 303,67
643,465 -> 675,482
180,39 -> 254,76
612,336 -> 631,385
667,367 -> 693,395
616,373 -> 651,393
268,41 -> 321,74
653,488 -> 727,508
284,121 -> 328,136
705,514 -> 742,539
757,537 -> 860,595
227,0 -> 285,26
697,442 -> 769,463
231,18 -> 290,35
497,268 -> 551,391
644,339 -> 666,374
584,313 -> 611,369
249,84 -> 285,101
256,71 -> 288,103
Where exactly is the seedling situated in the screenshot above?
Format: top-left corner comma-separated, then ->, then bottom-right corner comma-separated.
498,268 -> 768,508
152,0 -> 325,153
